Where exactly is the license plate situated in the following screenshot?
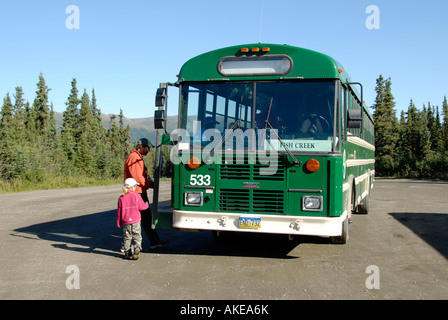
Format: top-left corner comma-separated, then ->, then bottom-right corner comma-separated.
239,217 -> 261,229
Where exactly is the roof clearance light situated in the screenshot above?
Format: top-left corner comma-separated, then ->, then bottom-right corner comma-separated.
251,48 -> 260,52
306,159 -> 320,173
241,48 -> 249,53
338,69 -> 343,73
262,47 -> 270,52
187,156 -> 201,170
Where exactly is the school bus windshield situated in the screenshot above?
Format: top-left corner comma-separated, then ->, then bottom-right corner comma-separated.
179,81 -> 337,153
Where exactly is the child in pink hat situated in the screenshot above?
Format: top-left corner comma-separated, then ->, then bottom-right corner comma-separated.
117,178 -> 149,260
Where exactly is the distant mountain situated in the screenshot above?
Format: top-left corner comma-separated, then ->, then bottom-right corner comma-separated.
54,112 -> 178,145
123,116 -> 178,143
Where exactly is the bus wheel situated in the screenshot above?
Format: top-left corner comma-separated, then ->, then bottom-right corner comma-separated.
357,192 -> 370,214
357,178 -> 371,214
330,217 -> 349,244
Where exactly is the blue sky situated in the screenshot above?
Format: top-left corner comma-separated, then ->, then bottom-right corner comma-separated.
1,0 -> 447,119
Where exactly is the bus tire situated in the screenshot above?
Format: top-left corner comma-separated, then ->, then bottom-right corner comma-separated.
350,179 -> 357,214
357,193 -> 370,214
357,177 -> 371,214
330,217 -> 349,244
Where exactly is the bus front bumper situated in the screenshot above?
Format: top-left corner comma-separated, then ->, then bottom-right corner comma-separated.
173,210 -> 347,237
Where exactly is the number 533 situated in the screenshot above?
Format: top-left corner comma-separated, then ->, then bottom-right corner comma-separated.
189,174 -> 211,186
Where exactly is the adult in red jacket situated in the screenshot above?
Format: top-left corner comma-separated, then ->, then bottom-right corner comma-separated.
124,138 -> 168,250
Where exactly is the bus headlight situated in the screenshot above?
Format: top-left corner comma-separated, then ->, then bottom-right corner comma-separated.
184,192 -> 203,206
302,196 -> 323,212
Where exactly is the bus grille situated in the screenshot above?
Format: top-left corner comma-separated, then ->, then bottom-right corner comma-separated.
219,156 -> 285,181
253,190 -> 284,213
253,163 -> 285,180
220,164 -> 251,180
219,189 -> 284,214
219,189 -> 250,212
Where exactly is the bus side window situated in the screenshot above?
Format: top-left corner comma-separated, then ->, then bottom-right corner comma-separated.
206,92 -> 215,114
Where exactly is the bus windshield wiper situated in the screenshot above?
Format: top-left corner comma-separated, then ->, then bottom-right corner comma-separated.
264,97 -> 301,165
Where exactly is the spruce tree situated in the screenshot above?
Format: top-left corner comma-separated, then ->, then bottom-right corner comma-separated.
418,106 -> 431,161
106,114 -> 122,177
76,89 -> 95,174
396,110 -> 408,176
405,100 -> 419,166
91,88 -> 101,119
426,103 -> 442,153
48,101 -> 64,176
90,89 -> 108,177
118,109 -> 131,159
442,96 -> 448,152
403,100 -> 432,176
0,93 -> 15,179
373,75 -> 399,176
12,88 -> 30,179
47,102 -> 59,149
33,73 -> 51,137
29,74 -> 61,181
23,101 -> 36,142
435,106 -> 442,151
61,78 -> 81,167
13,87 -> 26,145
0,93 -> 14,143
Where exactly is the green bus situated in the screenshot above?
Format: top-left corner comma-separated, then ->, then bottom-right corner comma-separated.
153,43 -> 374,244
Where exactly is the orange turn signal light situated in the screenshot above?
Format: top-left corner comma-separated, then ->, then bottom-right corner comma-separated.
306,159 -> 320,172
241,47 -> 269,53
187,156 -> 201,170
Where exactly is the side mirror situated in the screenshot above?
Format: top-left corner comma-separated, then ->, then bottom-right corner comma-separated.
154,110 -> 165,129
347,109 -> 362,129
155,87 -> 166,107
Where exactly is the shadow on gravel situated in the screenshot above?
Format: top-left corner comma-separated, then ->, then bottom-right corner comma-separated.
154,229 -> 325,259
389,212 -> 448,259
13,210 -> 123,258
12,210 -> 332,259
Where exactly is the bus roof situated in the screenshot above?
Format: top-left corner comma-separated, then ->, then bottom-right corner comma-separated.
178,43 -> 351,83
177,43 -> 367,111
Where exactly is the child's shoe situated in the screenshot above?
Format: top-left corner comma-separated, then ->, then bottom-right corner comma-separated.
124,249 -> 138,260
133,247 -> 140,260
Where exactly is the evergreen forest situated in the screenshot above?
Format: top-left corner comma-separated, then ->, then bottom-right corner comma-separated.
1,73 -> 448,192
373,75 -> 448,180
0,74 -> 171,192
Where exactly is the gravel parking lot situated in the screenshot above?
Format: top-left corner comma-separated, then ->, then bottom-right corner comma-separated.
0,178 -> 447,300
